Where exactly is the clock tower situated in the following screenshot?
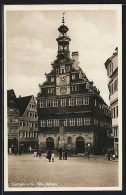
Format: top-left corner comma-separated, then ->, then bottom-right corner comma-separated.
53,13 -> 72,96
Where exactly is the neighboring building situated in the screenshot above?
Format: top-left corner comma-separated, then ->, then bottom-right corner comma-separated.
7,89 -> 19,152
104,48 -> 118,157
17,95 -> 39,153
7,90 -> 39,153
37,16 -> 112,154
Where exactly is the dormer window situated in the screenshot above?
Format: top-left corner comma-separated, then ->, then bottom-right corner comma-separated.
48,77 -> 54,82
48,88 -> 54,94
60,65 -> 65,74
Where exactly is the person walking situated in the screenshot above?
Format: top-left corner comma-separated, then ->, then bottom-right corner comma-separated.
65,150 -> 67,160
63,149 -> 65,160
47,150 -> 51,162
51,152 -> 55,162
107,148 -> 111,161
59,148 -> 62,160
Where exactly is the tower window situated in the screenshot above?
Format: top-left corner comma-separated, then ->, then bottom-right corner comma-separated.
61,68 -> 65,74
48,77 -> 54,82
72,74 -> 75,80
48,88 -> 54,94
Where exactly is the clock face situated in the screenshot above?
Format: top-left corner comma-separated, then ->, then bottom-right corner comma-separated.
60,87 -> 67,95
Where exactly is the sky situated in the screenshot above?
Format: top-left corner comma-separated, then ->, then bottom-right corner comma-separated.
6,9 -> 118,105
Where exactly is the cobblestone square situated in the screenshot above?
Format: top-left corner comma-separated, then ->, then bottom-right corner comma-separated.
8,154 -> 118,188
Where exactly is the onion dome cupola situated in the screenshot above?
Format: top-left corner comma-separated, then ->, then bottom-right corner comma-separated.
56,13 -> 71,61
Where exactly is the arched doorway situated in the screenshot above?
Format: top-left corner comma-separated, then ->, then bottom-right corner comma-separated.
46,137 -> 54,150
76,136 -> 85,153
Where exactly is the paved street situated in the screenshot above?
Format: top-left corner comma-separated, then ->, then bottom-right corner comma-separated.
8,154 -> 118,188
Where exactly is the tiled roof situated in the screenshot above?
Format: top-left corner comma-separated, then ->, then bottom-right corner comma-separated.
16,95 -> 32,117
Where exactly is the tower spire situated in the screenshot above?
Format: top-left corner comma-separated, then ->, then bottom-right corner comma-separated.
62,12 -> 65,24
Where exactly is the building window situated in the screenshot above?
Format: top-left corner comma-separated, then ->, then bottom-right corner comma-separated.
113,107 -> 116,118
48,88 -> 54,94
114,79 -> 118,92
77,118 -> 82,126
53,100 -> 58,107
35,132 -> 38,137
40,120 -> 46,127
48,77 -> 54,82
61,68 -> 65,74
30,132 -> 32,137
46,100 -> 52,107
83,97 -> 89,105
40,101 -> 45,108
71,85 -> 80,91
69,98 -> 74,106
76,98 -> 82,105
70,118 -> 75,126
72,74 -> 75,80
94,119 -> 98,126
31,123 -> 34,128
26,132 -> 29,137
84,118 -> 91,125
61,99 -> 66,107
64,119 -> 67,126
116,106 -> 118,117
54,119 -> 59,127
19,132 -> 23,137
111,83 -> 113,95
47,120 -> 53,127
14,118 -> 18,123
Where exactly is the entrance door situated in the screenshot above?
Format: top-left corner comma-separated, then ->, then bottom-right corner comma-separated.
46,137 -> 54,150
76,136 -> 85,153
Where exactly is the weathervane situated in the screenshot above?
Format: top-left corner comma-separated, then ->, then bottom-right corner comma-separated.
62,12 -> 65,24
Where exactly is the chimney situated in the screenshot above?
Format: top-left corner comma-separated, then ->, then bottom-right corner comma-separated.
72,52 -> 79,70
19,95 -> 21,98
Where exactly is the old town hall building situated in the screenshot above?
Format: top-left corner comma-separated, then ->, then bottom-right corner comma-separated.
37,15 -> 112,154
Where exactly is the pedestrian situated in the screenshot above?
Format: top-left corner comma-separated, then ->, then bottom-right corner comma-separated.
14,147 -> 17,155
9,147 -> 11,154
47,150 -> 51,162
59,148 -> 62,160
65,150 -> 67,160
63,149 -> 65,160
107,148 -> 111,161
51,151 -> 55,162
